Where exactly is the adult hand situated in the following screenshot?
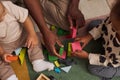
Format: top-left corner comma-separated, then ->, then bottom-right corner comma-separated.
43,30 -> 63,58
67,2 -> 85,28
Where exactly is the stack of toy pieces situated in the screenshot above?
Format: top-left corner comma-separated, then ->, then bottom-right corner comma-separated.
7,47 -> 27,65
45,26 -> 83,73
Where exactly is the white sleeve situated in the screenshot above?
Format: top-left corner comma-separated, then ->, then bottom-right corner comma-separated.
3,1 -> 28,23
89,23 -> 103,40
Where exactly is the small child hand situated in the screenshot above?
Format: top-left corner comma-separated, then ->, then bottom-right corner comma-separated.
25,34 -> 39,49
2,53 -> 13,63
75,34 -> 93,48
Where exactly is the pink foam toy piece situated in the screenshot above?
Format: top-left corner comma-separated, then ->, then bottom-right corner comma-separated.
61,51 -> 66,59
71,27 -> 77,38
71,42 -> 82,52
65,26 -> 77,39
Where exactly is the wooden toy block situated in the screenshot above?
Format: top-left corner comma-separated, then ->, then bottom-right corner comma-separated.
71,42 -> 82,52
54,60 -> 60,67
67,43 -> 72,56
7,56 -> 18,61
37,73 -> 50,80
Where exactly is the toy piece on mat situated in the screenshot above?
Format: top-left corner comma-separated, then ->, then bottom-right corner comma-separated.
61,66 -> 72,73
37,73 -> 50,80
71,42 -> 82,52
43,49 -> 58,62
48,55 -> 58,62
54,60 -> 60,67
7,56 -> 18,61
58,58 -> 74,66
19,47 -> 27,65
54,67 -> 61,73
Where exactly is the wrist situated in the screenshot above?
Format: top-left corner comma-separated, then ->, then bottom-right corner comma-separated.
70,0 -> 79,8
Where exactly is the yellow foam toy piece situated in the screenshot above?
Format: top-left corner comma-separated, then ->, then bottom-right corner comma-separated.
19,48 -> 27,65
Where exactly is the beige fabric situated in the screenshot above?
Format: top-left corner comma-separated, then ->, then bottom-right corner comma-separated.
0,1 -> 28,43
40,0 -> 70,30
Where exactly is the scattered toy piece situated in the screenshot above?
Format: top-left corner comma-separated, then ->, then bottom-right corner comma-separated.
54,67 -> 61,73
61,66 -> 72,73
54,60 -> 60,67
58,58 -> 74,66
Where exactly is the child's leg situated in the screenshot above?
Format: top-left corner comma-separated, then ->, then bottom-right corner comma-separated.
0,61 -> 18,80
28,45 -> 54,72
88,65 -> 116,80
87,19 -> 103,31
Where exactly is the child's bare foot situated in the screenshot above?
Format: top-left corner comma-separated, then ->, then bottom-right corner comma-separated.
72,50 -> 88,58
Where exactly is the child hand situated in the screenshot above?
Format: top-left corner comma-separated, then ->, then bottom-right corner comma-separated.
2,53 -> 13,63
25,34 -> 39,49
71,50 -> 88,58
75,34 -> 93,48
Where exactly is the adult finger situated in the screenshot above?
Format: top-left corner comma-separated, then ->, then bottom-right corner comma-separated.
68,15 -> 73,27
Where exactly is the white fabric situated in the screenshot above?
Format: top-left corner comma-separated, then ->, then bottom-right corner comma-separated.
32,59 -> 54,72
6,74 -> 18,80
0,1 -> 28,43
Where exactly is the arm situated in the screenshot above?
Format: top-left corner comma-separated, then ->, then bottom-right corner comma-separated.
23,16 -> 39,48
0,46 -> 4,57
23,0 -> 63,58
68,0 -> 85,28
0,46 -> 12,62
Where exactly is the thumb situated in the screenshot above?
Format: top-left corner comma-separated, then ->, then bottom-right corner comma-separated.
56,39 -> 64,48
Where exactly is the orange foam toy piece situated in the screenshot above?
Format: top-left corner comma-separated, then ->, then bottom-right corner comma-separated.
7,56 -> 18,61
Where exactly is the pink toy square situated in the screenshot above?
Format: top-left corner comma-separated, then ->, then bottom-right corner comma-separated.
71,42 -> 82,52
